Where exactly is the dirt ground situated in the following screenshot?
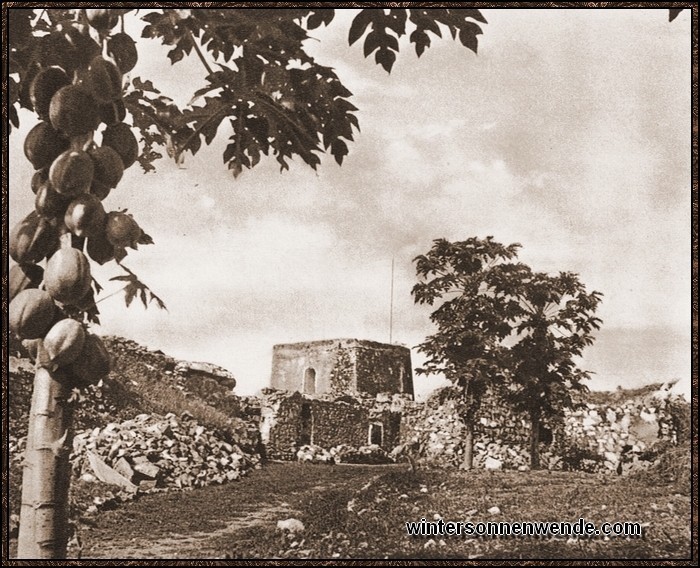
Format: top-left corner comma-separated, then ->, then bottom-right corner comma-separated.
10,461 -> 693,560
76,462 -> 395,559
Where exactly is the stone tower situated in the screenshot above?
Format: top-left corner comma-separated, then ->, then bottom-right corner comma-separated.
270,338 -> 413,398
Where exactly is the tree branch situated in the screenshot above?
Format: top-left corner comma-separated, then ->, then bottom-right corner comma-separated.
186,27 -> 214,76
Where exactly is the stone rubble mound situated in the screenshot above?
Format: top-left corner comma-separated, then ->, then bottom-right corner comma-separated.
295,443 -> 393,465
72,411 -> 260,492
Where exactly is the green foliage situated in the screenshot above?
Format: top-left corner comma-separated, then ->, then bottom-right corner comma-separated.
413,237 -> 603,467
412,237 -> 523,418
109,264 -> 167,311
10,8 -> 487,177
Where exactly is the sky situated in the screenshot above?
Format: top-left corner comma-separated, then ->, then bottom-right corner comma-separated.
8,8 -> 692,399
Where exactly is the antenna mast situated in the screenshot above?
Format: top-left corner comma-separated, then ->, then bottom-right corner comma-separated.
389,257 -> 394,344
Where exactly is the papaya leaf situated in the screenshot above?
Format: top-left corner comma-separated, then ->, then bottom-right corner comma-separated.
349,9 -> 374,46
138,232 -> 155,245
111,264 -> 168,311
669,8 -> 683,22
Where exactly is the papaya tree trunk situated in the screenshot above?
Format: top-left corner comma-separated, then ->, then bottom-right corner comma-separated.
461,419 -> 474,470
17,367 -> 74,559
529,410 -> 541,470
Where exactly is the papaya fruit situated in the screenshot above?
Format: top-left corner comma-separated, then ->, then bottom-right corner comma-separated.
35,179 -> 71,219
44,247 -> 92,305
85,9 -> 119,32
9,210 -> 60,264
86,56 -> 123,104
52,26 -> 102,73
49,84 -> 100,138
107,32 -> 138,74
86,229 -> 116,265
9,263 -> 44,300
64,194 -> 107,238
49,149 -> 94,197
90,145 -> 124,190
99,99 -> 126,126
30,67 -> 71,121
90,180 -> 112,201
102,123 -> 139,169
9,288 -> 56,339
31,167 -> 49,195
70,334 -> 111,385
23,121 -> 69,170
105,211 -> 142,248
43,318 -> 86,367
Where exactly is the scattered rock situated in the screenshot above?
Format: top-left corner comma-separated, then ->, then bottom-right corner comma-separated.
277,518 -> 305,534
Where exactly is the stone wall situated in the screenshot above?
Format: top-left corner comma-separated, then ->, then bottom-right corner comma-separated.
309,399 -> 368,449
354,342 -> 414,397
258,390 -> 304,460
270,340 -> 348,395
257,389 -> 403,459
270,339 -> 413,397
397,386 -> 684,472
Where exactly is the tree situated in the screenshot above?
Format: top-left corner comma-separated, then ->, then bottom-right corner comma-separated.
500,267 -> 603,469
6,7 -> 489,559
9,8 -> 487,176
411,237 -> 521,469
412,237 -> 602,470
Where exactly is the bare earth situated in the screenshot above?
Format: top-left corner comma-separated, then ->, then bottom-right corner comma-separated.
78,463 -> 395,559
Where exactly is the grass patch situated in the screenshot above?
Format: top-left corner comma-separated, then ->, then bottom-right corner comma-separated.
218,466 -> 691,559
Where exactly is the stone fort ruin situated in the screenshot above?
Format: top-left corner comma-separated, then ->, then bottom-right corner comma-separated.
260,339 -> 413,459
256,337 -> 683,471
270,339 -> 414,398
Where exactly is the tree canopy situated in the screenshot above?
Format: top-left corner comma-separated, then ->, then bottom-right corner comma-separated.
9,8 -> 487,177
412,236 -> 603,468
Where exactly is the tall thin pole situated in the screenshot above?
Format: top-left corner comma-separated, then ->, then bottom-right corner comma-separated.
389,257 -> 394,344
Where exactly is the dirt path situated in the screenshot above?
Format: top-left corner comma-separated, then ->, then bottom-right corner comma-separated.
79,462 -> 397,559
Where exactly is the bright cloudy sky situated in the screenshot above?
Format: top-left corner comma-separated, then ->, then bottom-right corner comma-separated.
8,8 -> 692,399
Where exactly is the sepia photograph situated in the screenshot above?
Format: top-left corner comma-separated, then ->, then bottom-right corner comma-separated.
4,4 -> 695,562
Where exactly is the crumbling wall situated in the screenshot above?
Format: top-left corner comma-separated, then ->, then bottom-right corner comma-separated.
368,406 -> 403,451
259,390 -> 304,460
271,340 -> 353,395
328,346 -> 355,395
258,390 -> 405,458
309,399 -> 368,449
270,339 -> 413,398
398,387 -> 683,472
355,342 -> 413,397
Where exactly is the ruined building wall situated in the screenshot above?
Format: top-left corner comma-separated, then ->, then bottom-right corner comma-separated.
354,343 -> 414,397
270,340 -> 356,395
309,399 -> 368,449
259,392 -> 304,460
270,339 -> 413,397
258,390 -> 404,458
397,388 -> 683,472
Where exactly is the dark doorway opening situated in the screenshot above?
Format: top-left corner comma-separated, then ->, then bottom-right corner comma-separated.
539,424 -> 553,444
369,423 -> 383,446
300,403 -> 313,446
303,368 -> 316,394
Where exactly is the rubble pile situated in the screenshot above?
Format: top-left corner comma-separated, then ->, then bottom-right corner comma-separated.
332,444 -> 394,464
398,386 -> 685,473
561,395 -> 682,473
72,411 -> 260,492
400,396 -> 550,470
295,443 -> 393,465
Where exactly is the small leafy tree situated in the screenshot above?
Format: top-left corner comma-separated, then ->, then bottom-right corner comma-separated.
412,237 -> 521,469
501,267 -> 603,469
412,237 -> 602,470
